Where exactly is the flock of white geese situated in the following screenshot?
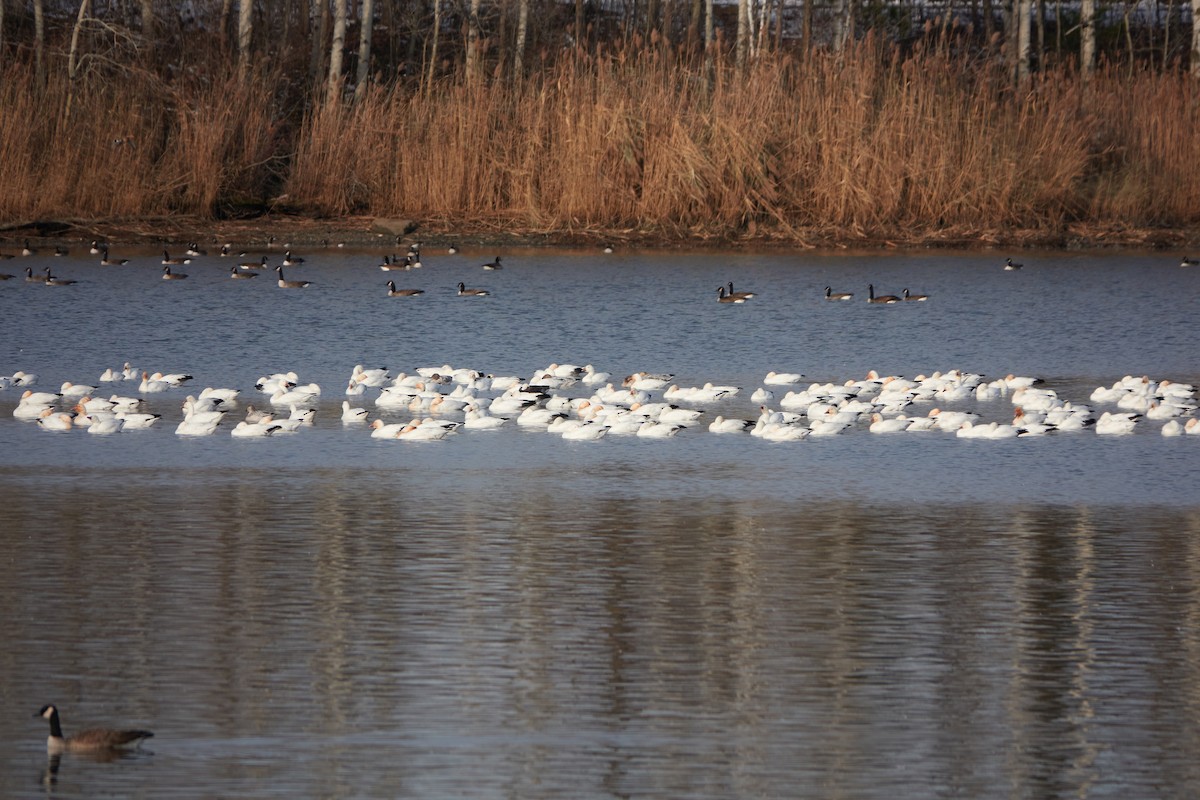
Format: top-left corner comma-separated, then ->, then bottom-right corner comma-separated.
2,361 -> 1197,441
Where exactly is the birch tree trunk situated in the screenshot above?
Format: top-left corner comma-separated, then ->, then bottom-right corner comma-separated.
1192,0 -> 1200,77
238,0 -> 253,76
736,0 -> 749,71
514,0 -> 528,79
66,0 -> 92,118
1012,0 -> 1031,84
465,0 -> 481,80
311,0 -> 331,86
354,0 -> 374,100
832,0 -> 853,51
327,0 -> 347,103
1081,0 -> 1095,75
704,0 -> 713,73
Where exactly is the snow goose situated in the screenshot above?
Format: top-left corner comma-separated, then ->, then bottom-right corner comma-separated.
341,400 -> 369,423
86,416 -> 125,435
1185,418 -> 1200,435
36,705 -> 152,755
175,416 -> 222,436
36,409 -> 75,431
114,410 -> 161,428
868,413 -> 912,433
623,372 -> 673,392
1095,411 -> 1140,435
270,385 -> 319,406
561,421 -> 609,441
59,381 -> 97,399
1161,419 -> 1184,436
352,365 -> 391,387
397,420 -> 456,440
581,365 -> 611,385
463,404 -> 508,429
709,416 -> 754,433
635,421 -> 682,438
764,371 -> 803,385
369,419 -> 406,438
230,419 -> 285,437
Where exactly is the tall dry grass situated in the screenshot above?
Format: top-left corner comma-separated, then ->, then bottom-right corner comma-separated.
4,43 -> 1200,238
0,64 -> 285,220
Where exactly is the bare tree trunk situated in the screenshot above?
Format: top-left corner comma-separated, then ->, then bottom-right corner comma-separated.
66,0 -> 92,118
34,0 -> 46,88
354,0 -> 374,99
1081,0 -> 1095,75
220,0 -> 234,51
426,0 -> 441,94
238,0 -> 253,76
736,0 -> 749,70
687,0 -> 701,51
832,0 -> 853,51
704,0 -> 713,72
465,0 -> 481,79
1014,0 -> 1031,83
575,0 -> 584,48
514,0 -> 528,79
140,0 -> 154,40
801,0 -> 811,53
312,0 -> 331,86
328,0 -> 347,103
1,0 -> 7,62
1192,0 -> 1200,77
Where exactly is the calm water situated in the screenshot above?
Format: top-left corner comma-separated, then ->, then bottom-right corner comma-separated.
1,245 -> 1198,798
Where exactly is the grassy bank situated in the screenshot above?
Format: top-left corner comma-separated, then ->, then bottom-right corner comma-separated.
3,41 -> 1199,246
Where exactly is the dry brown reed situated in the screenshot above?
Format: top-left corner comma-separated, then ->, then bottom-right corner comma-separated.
3,43 -> 1199,239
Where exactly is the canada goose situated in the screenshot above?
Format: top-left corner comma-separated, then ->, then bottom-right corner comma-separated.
726,281 -> 756,299
1004,257 -> 1023,270
0,271 -> 12,280
903,288 -> 929,301
35,705 -> 153,754
379,255 -> 399,270
447,243 -> 458,255
275,266 -> 311,288
22,240 -> 37,256
99,247 -> 128,266
716,286 -> 745,303
825,286 -> 854,300
162,266 -> 187,280
230,265 -> 258,279
281,250 -> 305,266
43,267 -> 77,286
386,280 -> 424,297
162,250 -> 190,266
239,255 -> 269,270
185,242 -> 207,257
220,244 -> 247,258
1181,256 -> 1198,267
867,284 -> 900,304
54,245 -> 69,257
89,240 -> 104,255
25,267 -> 41,282
482,256 -> 502,270
457,282 -> 489,296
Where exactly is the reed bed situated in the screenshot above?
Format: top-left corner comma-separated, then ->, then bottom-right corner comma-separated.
3,43 -> 1199,240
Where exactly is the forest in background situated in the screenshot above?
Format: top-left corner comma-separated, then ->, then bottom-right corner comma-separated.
1,0 -> 1199,244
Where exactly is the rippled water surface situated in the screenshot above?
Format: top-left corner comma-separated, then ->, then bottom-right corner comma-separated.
1,246 -> 1198,798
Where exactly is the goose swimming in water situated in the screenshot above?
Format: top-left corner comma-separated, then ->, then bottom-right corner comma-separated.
1004,257 -> 1023,271
162,266 -> 187,280
457,282 -> 489,296
716,286 -> 746,303
386,280 -> 424,297
275,266 -> 311,288
867,284 -> 900,304
482,256 -> 503,270
162,250 -> 191,266
825,287 -> 854,300
726,281 -> 756,300
36,705 -> 153,754
99,247 -> 128,266
903,288 -> 928,301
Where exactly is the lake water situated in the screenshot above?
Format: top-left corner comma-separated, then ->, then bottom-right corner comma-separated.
1,244 -> 1198,798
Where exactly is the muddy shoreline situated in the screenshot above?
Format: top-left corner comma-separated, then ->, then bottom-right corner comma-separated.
2,215 -> 1197,253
